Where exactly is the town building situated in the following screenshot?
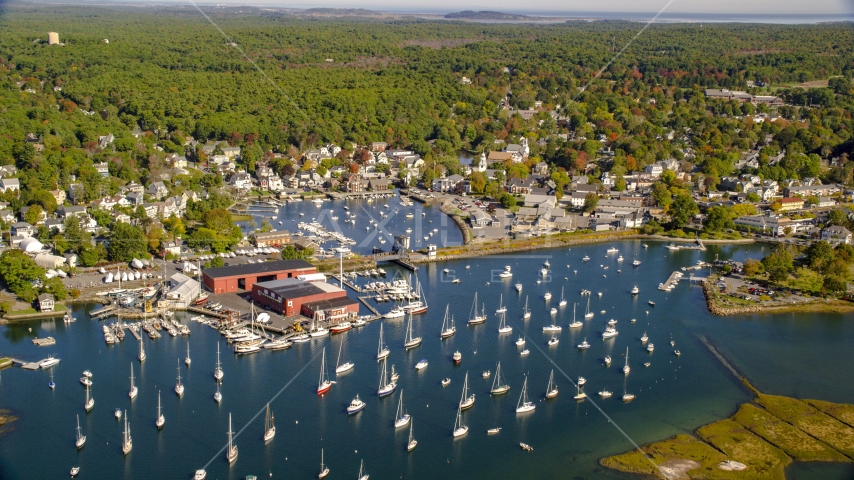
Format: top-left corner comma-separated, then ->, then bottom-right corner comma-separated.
778,197 -> 804,211
38,293 -> 54,311
164,272 -> 201,308
252,230 -> 291,247
821,225 -> 852,245
250,278 -> 357,318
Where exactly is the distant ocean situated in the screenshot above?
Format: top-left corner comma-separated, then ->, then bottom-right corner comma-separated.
273,6 -> 854,24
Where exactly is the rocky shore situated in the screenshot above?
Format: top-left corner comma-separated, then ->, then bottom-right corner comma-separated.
702,279 -> 854,316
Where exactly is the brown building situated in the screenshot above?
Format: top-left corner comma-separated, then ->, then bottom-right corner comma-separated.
252,230 -> 291,247
250,278 -> 357,317
202,259 -> 315,294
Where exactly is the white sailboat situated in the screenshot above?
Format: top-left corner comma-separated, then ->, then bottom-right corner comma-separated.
318,449 -> 330,479
335,340 -> 354,374
623,347 -> 631,375
214,343 -> 224,381
440,305 -> 456,338
263,403 -> 275,442
84,383 -> 94,412
138,336 -> 146,362
403,312 -> 422,349
490,362 -> 510,395
522,295 -> 531,320
559,287 -> 567,307
584,297 -> 594,319
357,459 -> 369,480
497,311 -> 512,334
185,342 -> 191,366
569,303 -> 582,328
452,404 -> 468,437
467,292 -> 486,325
407,419 -> 417,452
459,372 -> 475,409
318,347 -> 333,395
516,375 -> 535,413
122,411 -> 132,455
225,413 -> 238,463
495,294 -> 506,314
394,390 -> 411,428
545,369 -> 558,399
75,414 -> 86,449
378,357 -> 397,397
156,390 -> 165,429
309,312 -> 329,337
129,363 -> 138,399
175,362 -> 184,396
377,323 -> 390,360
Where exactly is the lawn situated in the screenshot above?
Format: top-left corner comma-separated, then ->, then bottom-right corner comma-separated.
7,304 -> 66,315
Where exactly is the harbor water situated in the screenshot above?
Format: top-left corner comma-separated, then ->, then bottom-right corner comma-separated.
2,241 -> 854,479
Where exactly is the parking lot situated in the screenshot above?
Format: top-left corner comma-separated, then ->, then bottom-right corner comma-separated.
718,275 -> 813,304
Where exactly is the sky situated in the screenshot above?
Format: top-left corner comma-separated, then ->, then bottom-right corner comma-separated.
181,0 -> 852,15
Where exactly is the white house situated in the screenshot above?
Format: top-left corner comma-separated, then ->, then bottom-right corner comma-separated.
0,178 -> 20,193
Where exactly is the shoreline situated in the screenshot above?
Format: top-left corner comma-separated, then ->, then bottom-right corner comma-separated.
701,278 -> 854,316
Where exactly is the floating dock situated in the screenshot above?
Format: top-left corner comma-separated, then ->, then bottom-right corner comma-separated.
31,337 -> 56,347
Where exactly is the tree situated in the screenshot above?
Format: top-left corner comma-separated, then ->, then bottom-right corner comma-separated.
640,219 -> 664,234
0,250 -> 44,301
805,240 -> 834,272
499,192 -> 516,208
703,206 -> 734,232
146,227 -> 164,253
583,193 -> 598,213
109,222 -> 147,261
259,220 -> 273,233
651,183 -> 672,209
281,245 -> 312,260
210,256 -> 225,268
669,194 -> 699,229
761,247 -> 794,283
743,258 -> 763,277
203,208 -> 233,236
24,204 -> 43,225
42,277 -> 68,301
745,192 -> 761,203
469,172 -> 486,193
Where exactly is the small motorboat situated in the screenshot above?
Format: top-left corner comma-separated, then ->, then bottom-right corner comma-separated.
114,408 -> 122,420
70,467 -> 80,477
520,443 -> 533,452
675,350 -> 681,357
516,337 -> 526,346
487,427 -> 501,434
547,336 -> 559,346
520,349 -> 530,356
452,351 -> 462,364
644,362 -> 652,367
347,395 -> 366,414
415,359 -> 428,370
599,390 -> 613,398
577,377 -> 586,386
482,371 -> 491,379
577,339 -> 590,350
441,378 -> 451,387
648,300 -> 656,306
604,355 -> 612,366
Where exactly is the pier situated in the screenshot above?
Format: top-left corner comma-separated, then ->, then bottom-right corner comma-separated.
358,296 -> 380,316
90,304 -> 117,318
332,274 -> 363,293
659,271 -> 684,290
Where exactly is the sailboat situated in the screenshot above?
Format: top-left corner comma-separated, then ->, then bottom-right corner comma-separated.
309,312 -> 329,337
406,277 -> 428,314
129,363 -> 138,399
439,305 -> 456,338
573,383 -> 587,401
515,375 -> 535,413
452,404 -> 468,437
407,419 -> 417,452
377,357 -> 397,397
335,340 -> 354,374
263,403 -> 275,442
522,296 -> 531,320
559,287 -> 567,307
459,372 -> 475,409
318,347 -> 333,395
156,390 -> 165,429
495,294 -> 506,314
467,292 -> 486,325
357,460 -> 369,480
226,413 -> 238,463
49,370 -> 55,389
318,449 -> 330,479
175,362 -> 184,396
138,336 -> 146,362
569,303 -> 582,328
377,324 -> 390,360
584,297 -> 594,319
490,362 -> 510,395
122,411 -> 132,454
497,311 -> 512,334
185,342 -> 191,366
623,347 -> 631,375
394,390 -> 411,428
403,312 -> 422,349
75,414 -> 86,449
545,369 -> 558,398
84,383 -> 94,412
214,343 -> 224,381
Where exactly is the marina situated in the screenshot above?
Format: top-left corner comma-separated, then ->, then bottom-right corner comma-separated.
2,240 -> 854,479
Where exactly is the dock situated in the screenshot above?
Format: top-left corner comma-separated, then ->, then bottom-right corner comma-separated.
358,296 -> 380,316
332,274 -> 363,293
659,271 -> 684,290
128,325 -> 142,341
394,258 -> 418,271
31,337 -> 56,347
90,305 -> 117,318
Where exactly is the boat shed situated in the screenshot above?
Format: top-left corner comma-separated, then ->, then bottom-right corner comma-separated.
165,272 -> 201,308
202,259 -> 315,294
34,253 -> 66,269
250,278 -> 356,317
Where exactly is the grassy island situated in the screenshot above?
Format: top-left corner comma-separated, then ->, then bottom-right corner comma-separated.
601,394 -> 854,479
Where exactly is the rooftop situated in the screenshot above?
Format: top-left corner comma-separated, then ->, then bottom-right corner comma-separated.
203,259 -> 313,279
